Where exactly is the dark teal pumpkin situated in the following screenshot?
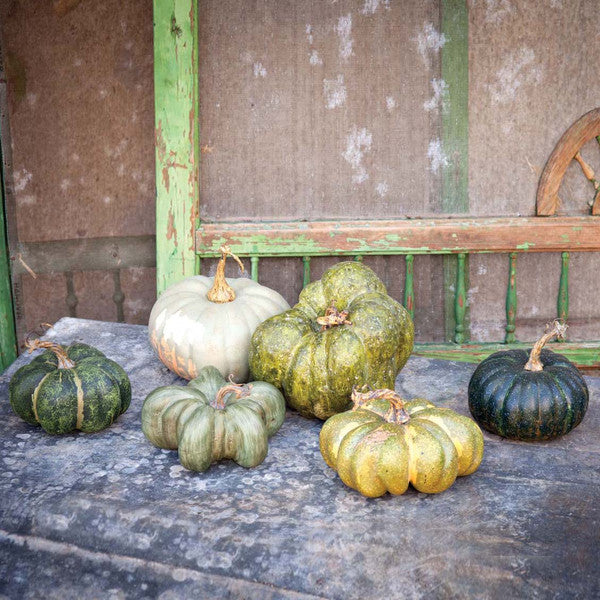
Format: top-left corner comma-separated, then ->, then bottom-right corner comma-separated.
9,341 -> 131,434
468,323 -> 588,441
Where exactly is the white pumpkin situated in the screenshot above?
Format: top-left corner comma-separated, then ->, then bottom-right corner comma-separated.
149,246 -> 290,381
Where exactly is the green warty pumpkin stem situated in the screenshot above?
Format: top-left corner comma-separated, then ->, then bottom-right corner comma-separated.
524,320 -> 568,372
212,377 -> 253,410
25,338 -> 75,369
351,386 -> 410,424
207,245 -> 245,304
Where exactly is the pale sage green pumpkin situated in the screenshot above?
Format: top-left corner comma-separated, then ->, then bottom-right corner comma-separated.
141,366 -> 286,472
320,387 -> 484,497
148,246 -> 289,382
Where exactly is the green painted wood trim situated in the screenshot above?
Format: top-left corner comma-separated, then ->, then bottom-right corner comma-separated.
558,251 -> 569,326
454,253 -> 467,343
154,0 -> 199,295
302,256 -> 311,288
441,0 -> 469,342
0,135 -> 16,368
404,254 -> 414,320
413,341 -> 600,370
505,252 -> 517,343
250,256 -> 259,282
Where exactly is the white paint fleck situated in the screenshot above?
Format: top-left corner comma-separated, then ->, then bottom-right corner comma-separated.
361,0 -> 391,15
482,0 -> 516,25
71,153 -> 80,162
467,286 -> 479,305
427,138 -> 448,174
376,181 -> 389,198
26,93 -> 37,107
550,0 -> 563,7
103,196 -> 112,204
99,89 -> 108,99
477,264 -> 488,275
240,51 -> 253,64
253,62 -> 267,78
117,163 -> 126,177
306,24 -> 314,45
323,75 -> 347,109
386,96 -> 396,111
13,169 -> 33,193
74,58 -> 83,67
335,14 -> 354,61
60,179 -> 72,192
423,78 -> 448,112
488,47 -> 543,104
309,50 -> 323,66
342,127 -> 372,184
415,22 -> 446,64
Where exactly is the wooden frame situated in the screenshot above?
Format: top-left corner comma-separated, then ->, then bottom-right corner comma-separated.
153,1 -> 600,369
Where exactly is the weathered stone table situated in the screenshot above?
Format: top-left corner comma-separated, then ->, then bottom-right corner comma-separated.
0,318 -> 598,599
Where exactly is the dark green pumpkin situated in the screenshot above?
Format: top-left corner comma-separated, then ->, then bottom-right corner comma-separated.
248,261 -> 414,420
9,341 -> 131,434
468,323 -> 588,441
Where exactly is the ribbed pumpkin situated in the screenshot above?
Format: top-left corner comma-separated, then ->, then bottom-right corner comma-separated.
141,365 -> 286,472
468,321 -> 589,441
9,340 -> 131,434
249,261 -> 414,420
320,387 -> 484,497
148,246 -> 289,382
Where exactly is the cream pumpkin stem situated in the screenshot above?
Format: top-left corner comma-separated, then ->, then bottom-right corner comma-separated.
524,320 -> 568,372
351,386 -> 410,424
316,301 -> 352,331
25,338 -> 75,369
213,377 -> 253,410
207,245 -> 245,304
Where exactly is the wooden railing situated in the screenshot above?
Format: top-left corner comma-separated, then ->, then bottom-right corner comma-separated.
196,216 -> 600,369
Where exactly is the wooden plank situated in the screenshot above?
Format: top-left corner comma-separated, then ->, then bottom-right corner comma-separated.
537,107 -> 600,215
154,0 -> 199,295
196,216 -> 600,256
414,341 -> 600,370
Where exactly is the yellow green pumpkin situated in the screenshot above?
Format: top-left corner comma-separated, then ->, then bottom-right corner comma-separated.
320,387 -> 484,497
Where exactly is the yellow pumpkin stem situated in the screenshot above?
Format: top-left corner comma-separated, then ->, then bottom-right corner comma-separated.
524,320 -> 568,372
316,301 -> 352,331
207,245 -> 245,304
213,376 -> 253,410
351,386 -> 410,424
25,338 -> 75,369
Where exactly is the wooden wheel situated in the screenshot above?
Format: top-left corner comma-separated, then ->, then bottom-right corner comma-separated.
536,107 -> 600,216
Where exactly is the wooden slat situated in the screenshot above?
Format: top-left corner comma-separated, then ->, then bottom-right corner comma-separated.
196,216 -> 600,256
154,0 -> 199,295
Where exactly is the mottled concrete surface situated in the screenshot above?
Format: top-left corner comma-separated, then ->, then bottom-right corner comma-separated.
0,318 -> 598,600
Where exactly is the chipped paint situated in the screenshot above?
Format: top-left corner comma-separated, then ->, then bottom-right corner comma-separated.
342,127 -> 372,184
166,209 -> 178,247
323,75 -> 346,109
334,14 -> 354,61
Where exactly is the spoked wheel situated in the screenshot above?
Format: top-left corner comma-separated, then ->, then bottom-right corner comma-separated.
536,107 -> 600,216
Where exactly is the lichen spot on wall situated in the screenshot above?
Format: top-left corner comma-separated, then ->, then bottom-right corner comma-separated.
415,22 -> 446,65
376,181 -> 389,198
427,138 -> 448,174
488,48 -> 543,105
386,96 -> 396,111
342,127 -> 372,185
424,78 -> 448,112
310,50 -> 323,66
253,62 -> 267,78
324,75 -> 347,109
335,14 -> 354,62
361,0 -> 391,15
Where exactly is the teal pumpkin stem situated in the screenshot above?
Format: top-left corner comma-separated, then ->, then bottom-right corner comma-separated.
212,378 -> 253,410
25,338 -> 74,370
524,320 -> 568,372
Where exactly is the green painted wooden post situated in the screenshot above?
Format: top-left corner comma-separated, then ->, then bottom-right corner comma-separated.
154,0 -> 199,295
0,137 -> 17,368
454,253 -> 467,344
558,251 -> 569,327
302,256 -> 311,288
441,0 -> 469,342
505,252 -> 517,343
250,256 -> 259,282
404,254 -> 414,321
354,255 -> 363,262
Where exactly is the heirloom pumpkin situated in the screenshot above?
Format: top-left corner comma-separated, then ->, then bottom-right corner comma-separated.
141,365 -> 286,472
320,387 -> 484,497
468,321 -> 589,441
249,261 -> 414,420
148,245 -> 289,382
9,339 -> 131,434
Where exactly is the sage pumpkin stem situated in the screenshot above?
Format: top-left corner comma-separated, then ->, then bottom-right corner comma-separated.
207,245 -> 245,304
25,338 -> 75,369
316,301 -> 352,331
351,386 -> 410,424
213,377 -> 253,410
524,320 -> 568,372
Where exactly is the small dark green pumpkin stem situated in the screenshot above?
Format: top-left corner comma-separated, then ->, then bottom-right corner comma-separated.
207,245 -> 245,304
524,320 -> 568,372
212,376 -> 253,410
25,338 -> 75,369
351,386 -> 410,424
317,301 -> 352,331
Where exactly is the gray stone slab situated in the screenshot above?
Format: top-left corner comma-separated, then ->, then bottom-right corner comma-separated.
0,317 -> 598,599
